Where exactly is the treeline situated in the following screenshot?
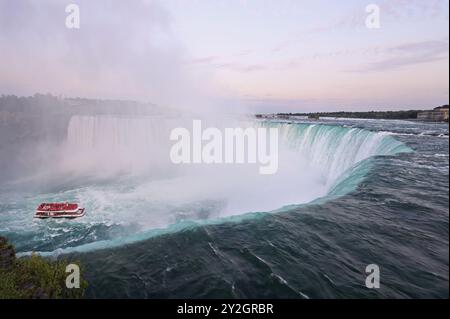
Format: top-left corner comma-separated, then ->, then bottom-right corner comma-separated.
0,93 -> 163,116
274,110 -> 422,120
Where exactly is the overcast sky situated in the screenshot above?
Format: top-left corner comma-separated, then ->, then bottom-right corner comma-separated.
0,0 -> 448,112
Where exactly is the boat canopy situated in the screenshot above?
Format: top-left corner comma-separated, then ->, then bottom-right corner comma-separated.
37,203 -> 79,212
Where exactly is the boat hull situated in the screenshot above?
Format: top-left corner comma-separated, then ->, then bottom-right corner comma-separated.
34,208 -> 86,219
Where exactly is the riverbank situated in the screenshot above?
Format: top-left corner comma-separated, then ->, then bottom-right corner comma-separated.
257,105 -> 449,122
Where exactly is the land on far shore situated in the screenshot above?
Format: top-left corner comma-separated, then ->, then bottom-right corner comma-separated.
256,105 -> 449,122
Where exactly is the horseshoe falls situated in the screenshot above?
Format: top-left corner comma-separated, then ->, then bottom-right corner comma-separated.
0,116 -> 447,299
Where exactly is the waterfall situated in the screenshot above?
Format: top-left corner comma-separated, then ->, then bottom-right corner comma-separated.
65,115 -> 183,175
17,115 -> 413,256
65,116 -> 411,190
266,122 -> 412,189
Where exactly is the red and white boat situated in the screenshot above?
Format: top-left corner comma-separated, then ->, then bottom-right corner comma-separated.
34,203 -> 86,219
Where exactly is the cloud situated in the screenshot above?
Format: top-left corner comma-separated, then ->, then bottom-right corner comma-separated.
268,0 -> 449,55
185,48 -> 260,72
215,63 -> 267,73
0,0 -> 205,108
185,56 -> 267,73
185,56 -> 221,65
359,55 -> 446,72
349,39 -> 449,72
229,95 -> 313,113
389,40 -> 449,54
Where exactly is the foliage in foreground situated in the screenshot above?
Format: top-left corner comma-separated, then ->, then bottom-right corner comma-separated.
0,237 -> 87,299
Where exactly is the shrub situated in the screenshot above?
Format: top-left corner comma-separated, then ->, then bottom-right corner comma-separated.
0,237 -> 87,299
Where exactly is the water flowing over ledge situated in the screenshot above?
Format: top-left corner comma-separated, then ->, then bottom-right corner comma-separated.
6,116 -> 413,257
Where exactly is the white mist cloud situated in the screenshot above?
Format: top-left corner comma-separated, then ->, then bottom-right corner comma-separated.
0,0 -> 208,109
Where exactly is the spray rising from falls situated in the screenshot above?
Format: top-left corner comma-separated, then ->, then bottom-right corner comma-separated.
7,116 -> 412,255
64,115 -> 180,176
65,116 -> 410,181
266,122 -> 412,190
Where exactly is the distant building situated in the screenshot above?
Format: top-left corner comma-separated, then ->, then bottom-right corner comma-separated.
417,105 -> 449,122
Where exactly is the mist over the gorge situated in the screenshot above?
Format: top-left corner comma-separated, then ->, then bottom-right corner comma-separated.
0,0 -> 211,107
0,0 -> 240,187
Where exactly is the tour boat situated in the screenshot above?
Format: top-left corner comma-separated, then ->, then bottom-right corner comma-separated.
34,203 -> 86,219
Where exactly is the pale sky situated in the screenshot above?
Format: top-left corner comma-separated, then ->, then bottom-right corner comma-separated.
0,0 -> 448,112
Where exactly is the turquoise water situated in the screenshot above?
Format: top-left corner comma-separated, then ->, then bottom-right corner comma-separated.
0,118 -> 447,298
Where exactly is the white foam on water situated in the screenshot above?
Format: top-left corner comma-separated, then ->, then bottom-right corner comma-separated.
3,116 -> 412,256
